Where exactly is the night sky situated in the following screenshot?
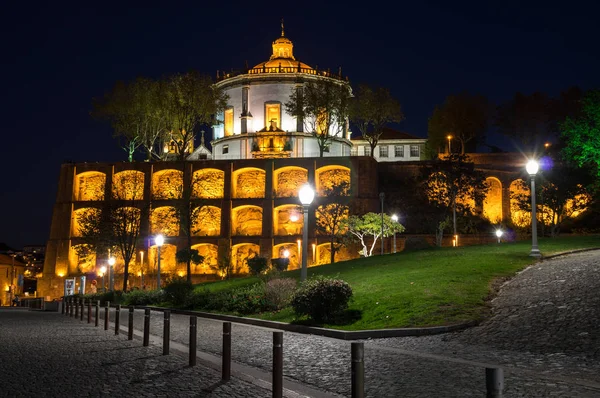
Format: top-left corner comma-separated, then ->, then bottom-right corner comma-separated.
1,1 -> 598,249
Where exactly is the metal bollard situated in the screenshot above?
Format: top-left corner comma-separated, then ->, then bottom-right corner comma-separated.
95,300 -> 100,327
189,316 -> 197,366
115,305 -> 121,335
222,322 -> 231,381
80,300 -> 84,321
70,298 -> 74,317
273,331 -> 283,398
128,307 -> 134,340
163,310 -> 170,355
486,367 -> 504,398
87,300 -> 92,324
143,308 -> 150,347
104,301 -> 110,331
75,298 -> 79,318
351,343 -> 365,398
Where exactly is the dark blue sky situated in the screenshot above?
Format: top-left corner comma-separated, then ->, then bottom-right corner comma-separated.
1,1 -> 599,249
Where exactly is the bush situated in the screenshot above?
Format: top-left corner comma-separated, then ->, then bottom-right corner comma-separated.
186,288 -> 213,310
247,256 -> 269,276
264,278 -> 296,310
163,276 -> 194,306
83,290 -> 124,306
291,276 -> 353,322
228,283 -> 271,315
271,257 -> 289,272
122,289 -> 165,306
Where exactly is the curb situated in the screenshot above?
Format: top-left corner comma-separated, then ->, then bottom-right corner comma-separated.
541,247 -> 600,261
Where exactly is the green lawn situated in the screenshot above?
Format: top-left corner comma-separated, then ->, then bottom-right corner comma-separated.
195,235 -> 600,330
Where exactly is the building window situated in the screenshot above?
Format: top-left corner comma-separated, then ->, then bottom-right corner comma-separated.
265,102 -> 281,130
224,108 -> 234,136
222,145 -> 229,155
364,146 -> 371,157
394,145 -> 404,158
410,145 -> 420,157
379,146 -> 388,158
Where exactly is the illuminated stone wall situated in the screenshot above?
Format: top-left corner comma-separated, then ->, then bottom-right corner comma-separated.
483,177 -> 503,223
232,206 -> 262,236
275,167 -> 307,197
192,206 -> 221,236
191,244 -> 218,274
75,172 -> 106,201
113,170 -> 145,200
149,243 -> 177,275
316,243 -> 332,265
272,243 -> 299,270
231,243 -> 260,274
150,206 -> 179,236
317,166 -> 351,195
274,205 -> 303,235
71,207 -> 101,237
69,244 -> 96,274
510,179 -> 531,227
234,168 -> 265,198
192,169 -> 224,198
152,169 -> 183,199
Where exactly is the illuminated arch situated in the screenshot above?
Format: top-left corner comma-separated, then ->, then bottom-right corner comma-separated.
316,243 -> 332,265
150,206 -> 179,236
231,243 -> 260,274
74,171 -> 106,201
69,244 -> 96,274
192,169 -> 224,198
510,179 -> 531,227
274,166 -> 308,197
233,167 -> 265,198
232,205 -> 262,236
113,170 -> 145,200
191,206 -> 221,236
274,205 -> 303,235
72,207 -> 101,237
316,165 -> 351,195
190,244 -> 218,274
152,169 -> 183,199
149,243 -> 178,276
272,243 -> 300,270
483,177 -> 503,223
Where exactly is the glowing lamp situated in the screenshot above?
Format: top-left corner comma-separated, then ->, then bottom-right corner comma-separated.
298,184 -> 315,205
99,266 -> 106,275
526,160 -> 539,176
108,257 -> 116,266
495,229 -> 503,238
290,214 -> 299,222
283,250 -> 290,258
391,214 -> 399,222
155,234 -> 165,247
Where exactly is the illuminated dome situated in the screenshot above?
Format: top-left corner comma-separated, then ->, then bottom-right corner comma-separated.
251,20 -> 313,71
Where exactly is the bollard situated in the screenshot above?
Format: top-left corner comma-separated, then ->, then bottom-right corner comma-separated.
143,308 -> 150,347
87,300 -> 92,324
222,322 -> 231,381
486,367 -> 504,398
70,298 -> 74,317
64,299 -> 68,316
351,343 -> 365,398
104,301 -> 110,331
61,298 -> 65,314
189,316 -> 197,366
128,307 -> 134,340
95,300 -> 100,327
163,310 -> 170,355
80,299 -> 84,321
273,332 -> 283,398
75,298 -> 79,318
115,305 -> 121,335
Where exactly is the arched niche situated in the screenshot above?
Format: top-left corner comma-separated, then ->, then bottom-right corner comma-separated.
152,169 -> 183,199
192,169 -> 224,198
273,205 -> 303,236
191,244 -> 218,274
272,242 -> 300,270
113,170 -> 144,200
315,203 -> 349,235
510,179 -> 531,227
72,207 -> 101,237
483,177 -> 503,223
316,243 -> 332,265
191,206 -> 221,236
231,243 -> 260,274
150,206 -> 179,236
316,166 -> 351,195
232,205 -> 262,236
69,244 -> 96,274
274,166 -> 307,197
149,243 -> 178,275
233,167 -> 265,198
74,171 -> 106,201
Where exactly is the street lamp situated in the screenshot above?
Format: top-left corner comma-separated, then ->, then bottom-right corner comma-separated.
140,251 -> 144,289
495,229 -> 503,244
526,160 -> 541,257
391,214 -> 399,253
447,135 -> 453,154
108,256 -> 116,291
155,234 -> 165,288
299,184 -> 315,281
379,192 -> 385,255
99,266 -> 106,292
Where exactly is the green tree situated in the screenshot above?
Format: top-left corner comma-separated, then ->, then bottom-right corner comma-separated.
349,84 -> 404,157
346,213 -> 405,257
285,79 -> 351,157
315,181 -> 351,264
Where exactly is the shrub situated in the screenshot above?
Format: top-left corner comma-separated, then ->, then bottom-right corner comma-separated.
291,276 -> 353,322
163,276 -> 194,306
264,278 -> 296,310
83,290 -> 123,306
247,255 -> 269,276
228,283 -> 270,315
122,289 -> 165,306
186,288 -> 212,310
271,257 -> 289,272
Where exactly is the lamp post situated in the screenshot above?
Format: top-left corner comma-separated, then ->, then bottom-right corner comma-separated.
495,229 -> 503,244
526,160 -> 541,257
447,135 -> 453,154
108,256 -> 116,291
99,266 -> 106,292
299,184 -> 315,282
379,192 -> 385,255
155,234 -> 165,289
391,214 -> 399,253
140,251 -> 144,289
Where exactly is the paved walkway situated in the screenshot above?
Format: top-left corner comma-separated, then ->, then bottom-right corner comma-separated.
2,250 -> 600,397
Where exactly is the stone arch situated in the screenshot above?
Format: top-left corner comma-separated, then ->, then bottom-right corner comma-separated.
72,207 -> 101,237
273,205 -> 303,236
232,205 -> 262,236
190,244 -> 218,274
148,243 -> 178,277
483,177 -> 503,223
316,165 -> 351,195
273,242 -> 300,270
69,244 -> 96,274
231,243 -> 260,274
74,171 -> 106,201
150,206 -> 179,236
316,243 -> 332,265
233,167 -> 265,198
113,170 -> 144,200
191,205 -> 221,236
152,169 -> 183,199
274,166 -> 308,197
192,169 -> 224,198
510,179 -> 531,227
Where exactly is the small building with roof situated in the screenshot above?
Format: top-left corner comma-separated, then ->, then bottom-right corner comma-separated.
351,127 -> 428,162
